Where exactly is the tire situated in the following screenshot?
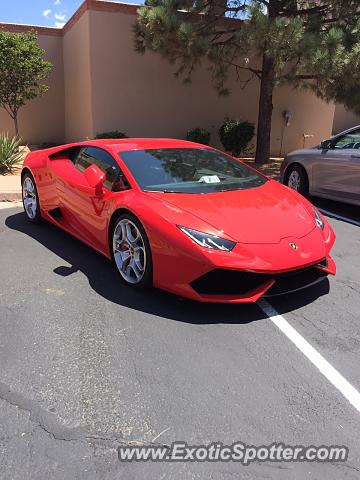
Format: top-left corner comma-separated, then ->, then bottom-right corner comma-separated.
22,172 -> 42,224
111,213 -> 153,289
286,165 -> 309,196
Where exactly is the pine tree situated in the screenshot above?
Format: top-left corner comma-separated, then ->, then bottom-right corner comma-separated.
134,0 -> 360,163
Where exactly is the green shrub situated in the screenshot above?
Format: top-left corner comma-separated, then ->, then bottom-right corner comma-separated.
39,142 -> 59,149
95,131 -> 128,139
0,133 -> 23,174
186,127 -> 211,145
219,119 -> 255,156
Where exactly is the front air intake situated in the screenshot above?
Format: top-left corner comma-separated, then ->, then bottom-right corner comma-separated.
190,262 -> 328,296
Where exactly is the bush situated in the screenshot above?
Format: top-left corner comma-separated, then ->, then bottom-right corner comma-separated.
0,133 -> 23,174
38,142 -> 59,149
186,127 -> 211,145
219,119 -> 255,156
95,131 -> 128,139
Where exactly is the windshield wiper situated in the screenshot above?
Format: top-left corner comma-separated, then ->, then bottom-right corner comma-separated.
144,189 -> 177,193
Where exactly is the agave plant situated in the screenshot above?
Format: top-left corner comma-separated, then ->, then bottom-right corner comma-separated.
0,133 -> 24,174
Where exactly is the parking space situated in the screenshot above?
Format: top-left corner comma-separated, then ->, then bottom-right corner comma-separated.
0,202 -> 359,479
312,196 -> 360,227
270,212 -> 360,391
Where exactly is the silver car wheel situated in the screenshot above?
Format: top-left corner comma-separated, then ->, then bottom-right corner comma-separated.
287,170 -> 301,192
22,177 -> 38,220
113,218 -> 146,284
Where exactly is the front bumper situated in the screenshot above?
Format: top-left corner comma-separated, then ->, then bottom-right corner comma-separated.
152,221 -> 336,303
188,255 -> 335,303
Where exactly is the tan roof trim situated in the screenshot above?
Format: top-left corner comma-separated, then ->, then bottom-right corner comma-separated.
63,0 -> 139,34
62,0 -> 89,35
88,0 -> 139,15
0,22 -> 63,37
0,1 -> 239,38
0,1 -> 139,37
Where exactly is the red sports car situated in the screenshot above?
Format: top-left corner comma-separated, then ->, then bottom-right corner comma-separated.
21,138 -> 336,303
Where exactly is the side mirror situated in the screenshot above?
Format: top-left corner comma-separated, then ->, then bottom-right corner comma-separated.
84,164 -> 105,192
320,139 -> 332,150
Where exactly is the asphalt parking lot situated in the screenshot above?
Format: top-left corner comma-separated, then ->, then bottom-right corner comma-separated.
0,197 -> 359,479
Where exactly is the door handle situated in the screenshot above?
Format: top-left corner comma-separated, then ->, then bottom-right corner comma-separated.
350,154 -> 360,159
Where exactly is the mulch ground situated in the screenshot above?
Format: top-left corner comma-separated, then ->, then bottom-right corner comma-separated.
242,157 -> 283,180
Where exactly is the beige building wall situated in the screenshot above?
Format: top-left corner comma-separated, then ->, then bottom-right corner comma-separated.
0,29 -> 64,144
88,9 -> 260,148
63,11 -> 94,141
87,7 -> 335,155
271,86 -> 335,155
332,103 -> 360,135
0,1 -> 352,154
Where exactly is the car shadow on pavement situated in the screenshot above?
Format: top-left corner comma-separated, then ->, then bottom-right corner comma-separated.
6,211 -> 330,325
310,196 -> 360,226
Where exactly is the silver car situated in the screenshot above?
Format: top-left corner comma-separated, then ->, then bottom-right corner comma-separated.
281,125 -> 360,206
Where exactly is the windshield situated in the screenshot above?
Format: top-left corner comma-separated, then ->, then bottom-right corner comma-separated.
119,148 -> 267,193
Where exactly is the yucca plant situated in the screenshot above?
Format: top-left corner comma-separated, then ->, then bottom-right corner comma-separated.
0,133 -> 24,174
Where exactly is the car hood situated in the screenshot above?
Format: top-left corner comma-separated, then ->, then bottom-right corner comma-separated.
286,147 -> 319,157
148,180 -> 316,244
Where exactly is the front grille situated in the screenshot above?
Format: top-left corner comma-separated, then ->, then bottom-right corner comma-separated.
190,261 -> 328,297
264,267 -> 327,296
191,270 -> 271,295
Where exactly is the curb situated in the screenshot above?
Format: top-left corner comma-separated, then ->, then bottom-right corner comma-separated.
0,193 -> 22,202
0,192 -> 22,202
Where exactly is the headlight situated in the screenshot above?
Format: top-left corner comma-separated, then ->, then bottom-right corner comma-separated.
313,207 -> 324,230
178,226 -> 236,251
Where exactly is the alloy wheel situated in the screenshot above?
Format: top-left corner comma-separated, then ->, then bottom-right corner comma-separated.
22,176 -> 38,220
287,170 -> 301,192
113,218 -> 147,284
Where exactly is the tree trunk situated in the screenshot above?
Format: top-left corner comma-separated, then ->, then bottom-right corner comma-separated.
255,52 -> 275,164
13,114 -> 19,137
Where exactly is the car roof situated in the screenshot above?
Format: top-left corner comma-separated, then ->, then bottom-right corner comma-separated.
83,138 -> 208,153
331,124 -> 360,139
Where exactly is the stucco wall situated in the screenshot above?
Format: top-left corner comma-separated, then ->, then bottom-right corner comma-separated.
332,104 -> 360,135
63,11 -> 94,141
87,8 -> 335,155
0,1 -> 341,154
0,31 -> 64,144
272,86 -> 335,154
88,10 -> 257,148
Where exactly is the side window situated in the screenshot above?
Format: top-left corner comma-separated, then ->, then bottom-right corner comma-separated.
75,146 -> 130,191
49,146 -> 82,161
333,129 -> 360,149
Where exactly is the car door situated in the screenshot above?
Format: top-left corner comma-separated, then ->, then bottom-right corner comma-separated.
55,146 -> 130,252
312,128 -> 360,202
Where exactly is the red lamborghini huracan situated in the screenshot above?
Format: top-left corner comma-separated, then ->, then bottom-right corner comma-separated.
21,138 -> 336,303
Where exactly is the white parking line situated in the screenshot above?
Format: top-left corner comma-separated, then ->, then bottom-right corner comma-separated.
258,299 -> 360,413
318,208 -> 360,227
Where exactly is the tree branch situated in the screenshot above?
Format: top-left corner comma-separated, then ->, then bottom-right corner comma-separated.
294,74 -> 318,80
229,62 -> 262,79
280,4 -> 330,16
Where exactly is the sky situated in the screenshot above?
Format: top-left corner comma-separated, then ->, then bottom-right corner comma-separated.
0,0 -> 143,28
